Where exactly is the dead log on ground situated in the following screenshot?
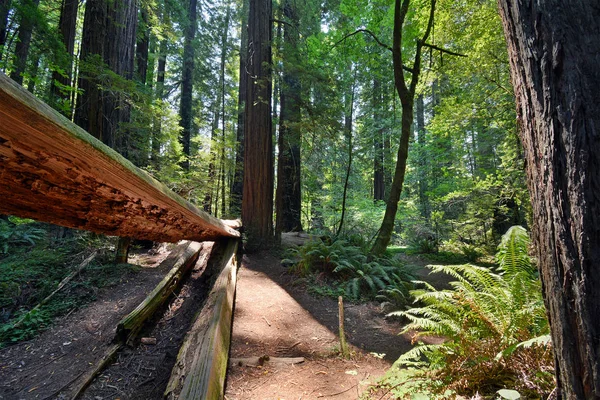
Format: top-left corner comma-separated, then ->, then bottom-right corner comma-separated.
0,72 -> 240,242
165,239 -> 239,400
115,241 -> 206,344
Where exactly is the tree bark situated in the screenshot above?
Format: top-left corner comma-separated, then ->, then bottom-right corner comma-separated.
9,0 -> 40,85
230,0 -> 248,216
242,0 -> 273,252
373,78 -> 385,201
498,1 -> 600,398
179,0 -> 198,171
135,6 -> 150,85
275,0 -> 302,235
0,0 -> 10,61
75,0 -> 107,141
50,0 -> 79,115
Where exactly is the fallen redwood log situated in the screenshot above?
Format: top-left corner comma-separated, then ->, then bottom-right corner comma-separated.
165,239 -> 239,400
0,72 -> 240,242
115,240 -> 206,344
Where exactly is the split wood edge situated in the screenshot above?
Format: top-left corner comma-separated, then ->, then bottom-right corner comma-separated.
165,239 -> 239,400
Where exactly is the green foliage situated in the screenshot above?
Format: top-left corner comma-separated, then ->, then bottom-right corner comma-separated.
285,237 -> 414,305
382,226 -> 553,398
0,230 -> 138,346
0,218 -> 46,254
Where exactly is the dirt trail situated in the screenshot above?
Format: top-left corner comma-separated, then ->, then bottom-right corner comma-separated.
225,251 -> 415,400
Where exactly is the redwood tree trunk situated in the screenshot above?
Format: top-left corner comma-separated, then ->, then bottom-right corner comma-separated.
498,1 -> 600,398
179,0 -> 198,171
230,0 -> 248,216
9,0 -> 40,85
242,0 -> 273,251
0,0 -> 12,61
51,0 -> 79,115
275,0 -> 302,234
135,6 -> 150,85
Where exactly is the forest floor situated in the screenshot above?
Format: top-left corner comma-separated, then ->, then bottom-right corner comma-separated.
0,237 -> 452,400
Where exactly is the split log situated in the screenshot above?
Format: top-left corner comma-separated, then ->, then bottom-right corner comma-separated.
12,251 -> 98,329
115,241 -> 205,344
165,239 -> 239,400
0,72 -> 240,242
229,356 -> 305,367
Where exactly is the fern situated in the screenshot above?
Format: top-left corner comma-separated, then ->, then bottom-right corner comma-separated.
387,226 -> 553,397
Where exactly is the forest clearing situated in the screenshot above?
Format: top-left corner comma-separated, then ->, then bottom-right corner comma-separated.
0,0 -> 599,399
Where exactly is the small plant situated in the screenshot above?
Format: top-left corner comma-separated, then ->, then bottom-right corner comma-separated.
0,219 -> 46,254
381,226 -> 554,398
285,236 -> 414,306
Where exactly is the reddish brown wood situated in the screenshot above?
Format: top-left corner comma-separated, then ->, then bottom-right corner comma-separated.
0,72 -> 240,242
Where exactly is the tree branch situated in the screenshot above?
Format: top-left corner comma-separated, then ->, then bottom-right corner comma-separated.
333,28 -> 392,52
423,42 -> 467,57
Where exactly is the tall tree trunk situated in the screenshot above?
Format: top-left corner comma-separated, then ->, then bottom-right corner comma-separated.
416,93 -> 429,218
370,0 -> 435,256
0,0 -> 10,61
51,0 -> 79,115
373,77 -> 385,201
9,0 -> 40,85
337,69 -> 356,237
135,6 -> 149,85
498,1 -> 600,398
220,3 -> 231,217
152,37 -> 167,165
230,0 -> 248,216
275,0 -> 302,235
242,0 -> 273,251
75,0 -> 107,141
179,0 -> 198,171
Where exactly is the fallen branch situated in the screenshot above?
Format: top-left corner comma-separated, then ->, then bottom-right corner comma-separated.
70,343 -> 121,400
165,239 -> 239,400
229,356 -> 305,367
12,251 -> 98,329
115,241 -> 204,344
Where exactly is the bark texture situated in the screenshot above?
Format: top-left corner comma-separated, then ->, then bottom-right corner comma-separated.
242,0 -> 273,251
0,0 -> 10,59
498,1 -> 600,398
276,0 -> 302,234
179,0 -> 198,171
50,0 -> 79,114
9,0 -> 40,85
230,0 -> 248,217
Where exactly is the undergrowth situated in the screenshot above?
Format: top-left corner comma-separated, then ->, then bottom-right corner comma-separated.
283,236 -> 414,306
376,226 -> 554,399
0,218 -> 138,346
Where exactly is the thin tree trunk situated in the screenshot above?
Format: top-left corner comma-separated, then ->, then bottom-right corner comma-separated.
152,37 -> 167,165
0,0 -> 10,61
135,6 -> 149,85
179,0 -> 198,171
51,0 -> 79,115
373,78 -> 385,201
416,93 -> 429,218
275,0 -> 302,236
370,0 -> 435,256
9,0 -> 40,85
242,0 -> 273,251
337,70 -> 356,237
498,1 -> 600,397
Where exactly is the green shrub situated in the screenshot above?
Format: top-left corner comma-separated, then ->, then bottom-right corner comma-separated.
382,226 -> 554,398
284,236 -> 414,305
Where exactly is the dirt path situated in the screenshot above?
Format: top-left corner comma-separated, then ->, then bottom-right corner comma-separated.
224,251 -> 415,400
